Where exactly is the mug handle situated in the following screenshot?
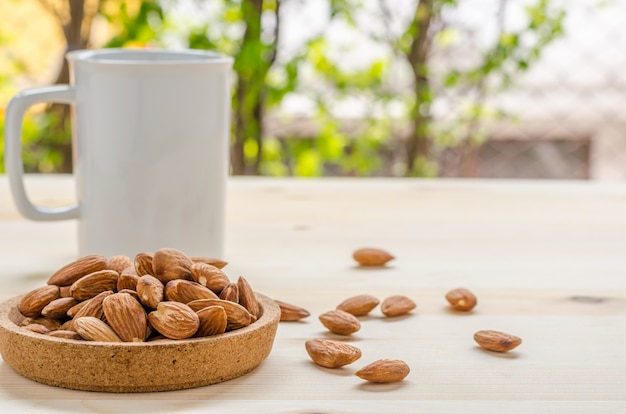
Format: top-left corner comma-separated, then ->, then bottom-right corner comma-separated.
4,85 -> 80,220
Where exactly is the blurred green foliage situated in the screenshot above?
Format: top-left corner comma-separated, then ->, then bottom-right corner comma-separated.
1,0 -> 566,177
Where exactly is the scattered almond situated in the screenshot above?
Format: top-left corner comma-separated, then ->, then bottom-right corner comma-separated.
275,299 -> 310,322
445,288 -> 477,312
305,338 -> 362,368
474,330 -> 522,352
355,359 -> 410,383
352,248 -> 394,266
336,294 -> 379,316
319,310 -> 361,335
381,295 -> 416,317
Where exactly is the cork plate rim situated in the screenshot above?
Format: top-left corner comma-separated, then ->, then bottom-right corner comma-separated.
0,292 -> 280,393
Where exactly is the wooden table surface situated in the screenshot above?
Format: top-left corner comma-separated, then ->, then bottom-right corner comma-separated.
1,175 -> 625,413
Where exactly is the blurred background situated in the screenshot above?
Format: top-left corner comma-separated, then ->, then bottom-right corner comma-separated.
1,0 -> 624,179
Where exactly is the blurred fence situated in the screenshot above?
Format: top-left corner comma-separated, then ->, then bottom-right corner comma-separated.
436,0 -> 626,180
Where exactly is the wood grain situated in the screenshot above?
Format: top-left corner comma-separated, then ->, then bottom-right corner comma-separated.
0,175 -> 625,412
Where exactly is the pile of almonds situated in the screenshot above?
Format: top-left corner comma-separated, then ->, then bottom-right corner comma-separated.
17,248 -> 261,342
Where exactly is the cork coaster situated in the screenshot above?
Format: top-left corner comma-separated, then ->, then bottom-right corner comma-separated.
0,293 -> 279,392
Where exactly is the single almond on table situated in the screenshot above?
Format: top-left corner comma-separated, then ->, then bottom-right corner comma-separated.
103,292 -> 147,342
474,330 -> 522,352
152,248 -> 194,283
148,301 -> 199,340
134,252 -> 154,276
336,294 -> 379,316
70,270 -> 119,301
275,299 -> 310,322
381,295 -> 416,317
187,298 -> 252,330
195,305 -> 228,337
190,256 -> 228,269
106,255 -> 133,274
318,309 -> 361,335
74,316 -> 122,342
355,359 -> 410,383
305,338 -> 362,368
445,288 -> 477,311
47,254 -> 108,286
352,248 -> 395,266
190,262 -> 230,293
18,285 -> 60,317
136,274 -> 165,309
237,276 -> 260,319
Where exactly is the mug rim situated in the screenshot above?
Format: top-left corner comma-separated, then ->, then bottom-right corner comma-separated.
66,48 -> 233,65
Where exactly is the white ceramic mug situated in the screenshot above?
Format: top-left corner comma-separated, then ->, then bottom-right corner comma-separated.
4,48 -> 232,258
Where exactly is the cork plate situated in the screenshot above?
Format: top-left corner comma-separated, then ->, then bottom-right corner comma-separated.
0,293 -> 279,393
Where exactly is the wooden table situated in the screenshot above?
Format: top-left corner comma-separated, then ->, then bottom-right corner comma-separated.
1,175 -> 625,413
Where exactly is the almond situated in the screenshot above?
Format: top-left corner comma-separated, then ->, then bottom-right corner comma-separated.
21,316 -> 62,331
18,285 -> 60,317
164,279 -> 218,303
352,248 -> 394,266
195,306 -> 228,337
103,292 -> 147,342
134,252 -> 154,276
445,288 -> 477,311
41,297 -> 78,319
74,316 -> 122,342
117,268 -> 140,291
336,294 -> 379,316
118,288 -> 140,302
275,299 -> 310,321
152,248 -> 193,283
187,298 -> 252,330
474,330 -> 522,352
190,256 -> 228,269
23,324 -> 49,334
319,310 -> 361,335
59,286 -> 72,298
70,270 -> 119,301
237,276 -> 260,319
47,330 -> 83,340
47,254 -> 108,286
69,290 -> 114,328
219,282 -> 239,302
355,359 -> 410,383
106,255 -> 133,274
148,302 -> 199,340
136,275 -> 164,309
305,338 -> 362,368
190,262 -> 230,293
381,295 -> 416,317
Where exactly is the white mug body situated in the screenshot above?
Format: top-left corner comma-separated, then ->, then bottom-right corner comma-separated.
4,48 -> 232,258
